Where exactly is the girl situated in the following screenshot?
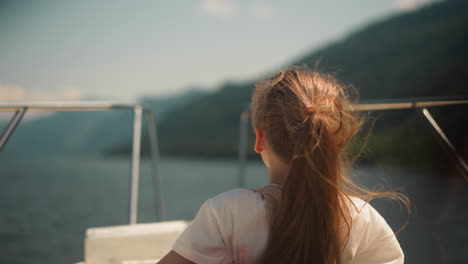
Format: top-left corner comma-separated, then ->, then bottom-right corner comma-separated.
158,68 -> 407,264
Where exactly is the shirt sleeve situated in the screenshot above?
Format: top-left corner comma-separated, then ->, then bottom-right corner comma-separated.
172,198 -> 232,264
353,203 -> 404,264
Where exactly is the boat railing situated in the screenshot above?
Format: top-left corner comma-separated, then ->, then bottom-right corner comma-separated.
237,97 -> 468,185
0,101 -> 165,224
1,97 -> 467,227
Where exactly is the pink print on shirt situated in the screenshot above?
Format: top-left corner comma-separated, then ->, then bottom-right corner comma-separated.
232,245 -> 256,264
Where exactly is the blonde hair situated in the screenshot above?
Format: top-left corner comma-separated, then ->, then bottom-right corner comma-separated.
251,67 -> 409,264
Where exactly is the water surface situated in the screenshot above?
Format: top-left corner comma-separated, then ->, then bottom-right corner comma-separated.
0,154 -> 466,263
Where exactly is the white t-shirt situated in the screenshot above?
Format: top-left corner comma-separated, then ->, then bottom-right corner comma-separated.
172,188 -> 404,264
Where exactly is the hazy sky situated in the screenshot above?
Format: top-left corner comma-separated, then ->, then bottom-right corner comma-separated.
0,0 -> 437,101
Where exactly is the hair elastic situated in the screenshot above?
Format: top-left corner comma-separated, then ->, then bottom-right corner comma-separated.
304,105 -> 317,115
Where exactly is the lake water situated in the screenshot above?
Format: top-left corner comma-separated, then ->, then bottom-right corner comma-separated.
0,153 -> 466,264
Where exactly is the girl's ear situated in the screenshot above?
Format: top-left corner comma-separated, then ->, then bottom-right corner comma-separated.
254,128 -> 264,153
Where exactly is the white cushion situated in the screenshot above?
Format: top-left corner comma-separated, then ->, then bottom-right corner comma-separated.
84,221 -> 189,264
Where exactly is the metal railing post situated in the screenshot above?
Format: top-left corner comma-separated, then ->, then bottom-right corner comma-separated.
421,108 -> 468,180
0,107 -> 27,151
145,111 -> 166,221
129,106 -> 143,225
237,111 -> 249,188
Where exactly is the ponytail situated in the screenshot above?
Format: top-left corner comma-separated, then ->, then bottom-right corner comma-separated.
259,108 -> 347,264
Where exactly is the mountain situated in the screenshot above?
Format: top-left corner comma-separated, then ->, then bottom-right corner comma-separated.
150,0 -> 467,168
0,89 -> 207,154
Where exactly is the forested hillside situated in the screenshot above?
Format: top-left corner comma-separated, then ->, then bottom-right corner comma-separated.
142,0 -> 467,169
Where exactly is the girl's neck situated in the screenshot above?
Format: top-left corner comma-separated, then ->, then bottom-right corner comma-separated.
268,166 -> 289,186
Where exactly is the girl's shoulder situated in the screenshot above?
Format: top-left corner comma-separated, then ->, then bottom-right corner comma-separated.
346,196 -> 388,225
210,188 -> 260,200
173,188 -> 270,263
205,188 -> 264,214
340,197 -> 404,263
